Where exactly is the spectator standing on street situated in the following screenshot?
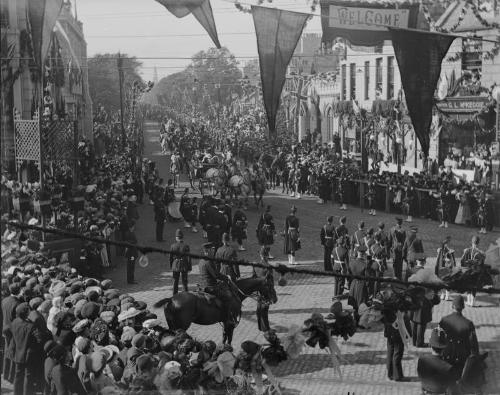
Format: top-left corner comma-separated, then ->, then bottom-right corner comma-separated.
11,302 -> 44,395
124,220 -> 139,284
389,217 -> 406,280
169,229 -> 192,295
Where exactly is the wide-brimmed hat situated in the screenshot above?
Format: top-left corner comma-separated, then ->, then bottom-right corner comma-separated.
118,307 -> 142,322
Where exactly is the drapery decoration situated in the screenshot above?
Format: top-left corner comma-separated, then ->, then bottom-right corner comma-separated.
156,0 -> 221,48
27,0 -> 64,66
389,28 -> 456,158
251,5 -> 310,140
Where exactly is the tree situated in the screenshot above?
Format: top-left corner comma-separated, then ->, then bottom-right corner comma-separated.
154,47 -> 242,117
88,53 -> 143,111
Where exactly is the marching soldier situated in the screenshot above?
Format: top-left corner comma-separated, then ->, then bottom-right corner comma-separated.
231,208 -> 248,251
169,229 -> 192,295
348,245 -> 368,322
320,216 -> 336,272
460,236 -> 485,307
402,226 -> 424,281
375,222 -> 390,257
332,236 -> 349,298
389,217 -> 406,280
366,179 -> 377,216
439,295 -> 479,376
257,206 -> 275,258
369,233 -> 388,298
351,221 -> 367,257
284,205 -> 300,265
216,233 -> 240,282
336,216 -> 350,250
436,236 -> 456,301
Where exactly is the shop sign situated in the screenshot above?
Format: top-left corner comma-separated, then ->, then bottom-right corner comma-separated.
436,96 -> 488,113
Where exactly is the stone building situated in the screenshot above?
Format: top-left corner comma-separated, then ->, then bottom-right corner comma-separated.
1,0 -> 92,169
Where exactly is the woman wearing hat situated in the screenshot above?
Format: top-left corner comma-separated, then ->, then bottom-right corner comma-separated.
283,206 -> 300,265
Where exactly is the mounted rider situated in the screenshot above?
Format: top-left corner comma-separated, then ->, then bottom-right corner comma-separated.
198,242 -> 241,326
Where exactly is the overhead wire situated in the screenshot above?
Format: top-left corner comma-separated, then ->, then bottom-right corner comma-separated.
3,220 -> 500,295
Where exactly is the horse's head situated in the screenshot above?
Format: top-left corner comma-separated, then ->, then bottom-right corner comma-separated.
260,272 -> 278,305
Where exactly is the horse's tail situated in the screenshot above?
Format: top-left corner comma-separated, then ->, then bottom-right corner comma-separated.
153,297 -> 172,309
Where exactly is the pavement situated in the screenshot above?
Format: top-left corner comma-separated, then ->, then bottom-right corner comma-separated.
3,121 -> 497,395
102,121 -> 500,394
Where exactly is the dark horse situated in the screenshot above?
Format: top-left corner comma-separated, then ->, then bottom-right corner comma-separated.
153,274 -> 277,344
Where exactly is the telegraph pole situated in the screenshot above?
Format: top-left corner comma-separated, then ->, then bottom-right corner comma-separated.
117,53 -> 126,148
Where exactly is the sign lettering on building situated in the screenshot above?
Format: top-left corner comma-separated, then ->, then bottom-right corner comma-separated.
435,96 -> 488,114
320,0 -> 419,47
328,6 -> 410,31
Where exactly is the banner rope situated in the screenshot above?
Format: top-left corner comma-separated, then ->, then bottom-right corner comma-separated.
3,220 -> 500,295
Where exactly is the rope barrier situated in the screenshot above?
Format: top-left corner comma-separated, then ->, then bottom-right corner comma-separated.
2,220 -> 500,295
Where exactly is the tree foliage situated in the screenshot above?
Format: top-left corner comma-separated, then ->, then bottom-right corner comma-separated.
156,47 -> 242,116
88,53 -> 143,111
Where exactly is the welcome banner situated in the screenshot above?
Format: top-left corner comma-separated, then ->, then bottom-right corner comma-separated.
320,0 -> 419,46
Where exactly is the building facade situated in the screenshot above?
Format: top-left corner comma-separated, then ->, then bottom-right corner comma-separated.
1,0 -> 92,169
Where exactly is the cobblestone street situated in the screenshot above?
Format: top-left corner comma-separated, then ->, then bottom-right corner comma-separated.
104,122 -> 500,394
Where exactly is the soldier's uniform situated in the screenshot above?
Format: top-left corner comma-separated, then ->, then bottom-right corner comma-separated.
439,309 -> 479,375
402,227 -> 424,280
369,241 -> 387,297
331,240 -> 349,297
154,201 -> 166,242
231,210 -> 248,250
348,249 -> 368,316
216,243 -> 240,281
320,221 -> 337,271
205,202 -> 222,248
351,227 -> 367,256
389,220 -> 406,280
257,210 -> 275,246
169,230 -> 191,295
335,218 -> 350,249
198,245 -> 223,292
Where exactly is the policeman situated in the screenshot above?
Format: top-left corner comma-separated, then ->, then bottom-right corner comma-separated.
439,295 -> 479,376
389,217 -> 406,280
216,233 -> 240,281
417,328 -> 458,394
169,229 -> 191,295
320,216 -> 336,272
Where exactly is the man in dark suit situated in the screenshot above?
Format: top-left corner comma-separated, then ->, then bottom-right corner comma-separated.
410,288 -> 440,347
417,327 -> 459,394
389,217 -> 406,280
320,216 -> 336,272
439,295 -> 479,376
11,303 -> 43,395
2,283 -> 21,383
154,201 -> 166,242
382,309 -> 406,382
169,229 -> 191,295
124,220 -> 139,284
216,233 -> 240,281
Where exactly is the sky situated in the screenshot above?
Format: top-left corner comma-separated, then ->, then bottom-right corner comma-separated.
77,0 -> 322,82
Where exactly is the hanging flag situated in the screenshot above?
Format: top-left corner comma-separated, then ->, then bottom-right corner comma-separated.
389,28 -> 456,159
156,0 -> 221,48
251,6 -> 310,139
27,0 -> 64,66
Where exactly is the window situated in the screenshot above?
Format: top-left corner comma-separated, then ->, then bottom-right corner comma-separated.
364,61 -> 370,100
350,63 -> 356,100
387,56 -> 394,99
341,64 -> 346,100
375,58 -> 383,97
462,37 -> 482,73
